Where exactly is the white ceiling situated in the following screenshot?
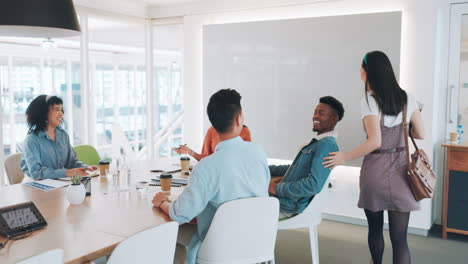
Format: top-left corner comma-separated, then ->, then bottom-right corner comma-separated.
139,0 -> 200,5
76,0 -> 338,19
100,0 -> 200,8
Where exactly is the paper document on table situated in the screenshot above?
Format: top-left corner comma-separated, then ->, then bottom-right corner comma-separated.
151,176 -> 188,185
23,179 -> 69,191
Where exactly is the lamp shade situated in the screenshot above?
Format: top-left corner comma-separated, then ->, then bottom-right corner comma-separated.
0,0 -> 81,38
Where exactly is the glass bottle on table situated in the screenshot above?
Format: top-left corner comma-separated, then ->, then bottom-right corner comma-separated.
457,125 -> 464,143
119,154 -> 130,191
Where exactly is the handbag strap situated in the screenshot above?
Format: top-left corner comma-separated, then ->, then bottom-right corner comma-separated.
402,104 -> 411,164
402,104 -> 421,164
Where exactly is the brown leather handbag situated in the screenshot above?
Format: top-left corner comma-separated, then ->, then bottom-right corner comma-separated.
402,105 -> 437,201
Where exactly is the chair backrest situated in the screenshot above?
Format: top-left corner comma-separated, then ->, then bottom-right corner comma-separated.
5,153 -> 24,184
300,175 -> 332,222
107,222 -> 178,264
16,248 -> 64,264
197,197 -> 279,264
278,175 -> 331,230
73,145 -> 101,166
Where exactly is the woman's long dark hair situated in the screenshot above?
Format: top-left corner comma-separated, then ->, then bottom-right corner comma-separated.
362,51 -> 407,116
26,95 -> 63,135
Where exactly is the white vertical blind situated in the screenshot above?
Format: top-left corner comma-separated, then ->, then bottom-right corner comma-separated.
80,13 -> 90,144
146,21 -> 154,159
66,60 -> 74,145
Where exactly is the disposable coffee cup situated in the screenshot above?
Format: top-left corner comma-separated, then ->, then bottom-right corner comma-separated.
160,174 -> 172,195
450,132 -> 458,142
99,161 -> 110,176
180,157 -> 190,174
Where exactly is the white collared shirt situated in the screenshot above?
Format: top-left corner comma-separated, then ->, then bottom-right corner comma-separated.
315,130 -> 338,141
296,130 -> 337,151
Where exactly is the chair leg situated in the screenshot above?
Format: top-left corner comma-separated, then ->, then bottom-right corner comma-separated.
258,259 -> 275,264
309,225 -> 319,264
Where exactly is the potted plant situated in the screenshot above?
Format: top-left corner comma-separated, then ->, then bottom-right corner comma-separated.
66,174 -> 86,205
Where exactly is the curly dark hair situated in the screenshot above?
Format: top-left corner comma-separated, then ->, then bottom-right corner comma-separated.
26,95 -> 64,135
320,96 -> 344,121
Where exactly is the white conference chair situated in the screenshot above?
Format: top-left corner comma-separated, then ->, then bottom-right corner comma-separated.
107,222 -> 178,264
277,176 -> 331,264
5,153 -> 24,184
16,248 -> 64,264
197,197 -> 279,264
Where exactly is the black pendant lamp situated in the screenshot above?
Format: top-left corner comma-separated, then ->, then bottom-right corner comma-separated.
0,0 -> 81,38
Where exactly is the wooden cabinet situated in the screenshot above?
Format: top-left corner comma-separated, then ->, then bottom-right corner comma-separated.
442,143 -> 468,239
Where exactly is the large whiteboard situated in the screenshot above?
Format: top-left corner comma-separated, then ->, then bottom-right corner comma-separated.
203,12 -> 401,166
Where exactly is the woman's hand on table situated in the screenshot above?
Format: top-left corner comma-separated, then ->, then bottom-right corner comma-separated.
86,166 -> 99,171
66,168 -> 88,177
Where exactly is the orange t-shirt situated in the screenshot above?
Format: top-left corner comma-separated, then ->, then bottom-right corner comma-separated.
200,126 -> 252,159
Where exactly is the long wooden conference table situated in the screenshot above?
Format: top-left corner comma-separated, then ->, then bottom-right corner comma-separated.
0,159 -> 185,264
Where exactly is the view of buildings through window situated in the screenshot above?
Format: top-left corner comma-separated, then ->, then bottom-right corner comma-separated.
0,14 -> 184,170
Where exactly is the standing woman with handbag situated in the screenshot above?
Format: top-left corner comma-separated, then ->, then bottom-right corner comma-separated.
323,51 -> 425,264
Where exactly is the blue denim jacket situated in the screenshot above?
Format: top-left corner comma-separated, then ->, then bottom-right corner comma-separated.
21,127 -> 87,180
275,134 -> 338,214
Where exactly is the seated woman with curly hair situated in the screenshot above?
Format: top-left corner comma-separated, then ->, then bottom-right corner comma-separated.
21,95 -> 97,180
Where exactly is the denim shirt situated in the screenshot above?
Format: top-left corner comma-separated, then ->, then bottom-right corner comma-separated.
275,133 -> 338,214
169,136 -> 270,264
21,127 -> 87,180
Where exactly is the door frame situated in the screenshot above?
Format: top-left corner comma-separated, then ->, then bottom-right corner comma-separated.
446,4 -> 468,135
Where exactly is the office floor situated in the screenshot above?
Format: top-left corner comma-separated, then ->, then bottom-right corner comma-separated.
275,220 -> 468,264
95,220 -> 468,264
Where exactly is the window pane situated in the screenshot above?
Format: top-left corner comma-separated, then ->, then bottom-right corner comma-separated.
0,56 -> 8,156
153,24 -> 184,158
95,63 -> 114,149
71,62 -> 83,145
89,16 -> 146,158
11,57 -> 41,152
0,31 -> 81,159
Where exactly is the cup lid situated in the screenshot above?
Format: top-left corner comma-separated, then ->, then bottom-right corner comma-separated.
180,157 -> 190,161
99,160 -> 110,165
160,173 -> 172,179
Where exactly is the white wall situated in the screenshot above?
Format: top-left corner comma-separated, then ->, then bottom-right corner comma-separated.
180,0 -> 449,231
202,12 -> 401,166
458,59 -> 468,128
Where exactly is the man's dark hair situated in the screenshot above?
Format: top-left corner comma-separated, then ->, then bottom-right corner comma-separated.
26,95 -> 64,135
320,96 -> 344,121
207,89 -> 242,133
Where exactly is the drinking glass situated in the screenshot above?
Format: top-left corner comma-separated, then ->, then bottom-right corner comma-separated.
136,181 -> 148,199
112,171 -> 120,193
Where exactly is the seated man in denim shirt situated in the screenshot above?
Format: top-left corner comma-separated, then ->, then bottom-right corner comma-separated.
152,89 -> 270,264
269,96 -> 344,218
